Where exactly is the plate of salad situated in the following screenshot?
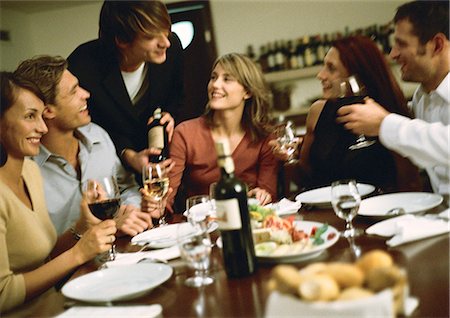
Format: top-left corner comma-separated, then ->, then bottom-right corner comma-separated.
253,218 -> 339,263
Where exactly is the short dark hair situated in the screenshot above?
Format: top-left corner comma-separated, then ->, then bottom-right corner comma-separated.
0,71 -> 44,166
99,0 -> 171,45
14,55 -> 68,105
394,0 -> 449,45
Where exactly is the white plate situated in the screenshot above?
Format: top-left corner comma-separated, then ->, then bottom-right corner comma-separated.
131,222 -> 218,248
295,184 -> 376,207
358,192 -> 443,217
61,263 -> 172,303
255,221 -> 339,263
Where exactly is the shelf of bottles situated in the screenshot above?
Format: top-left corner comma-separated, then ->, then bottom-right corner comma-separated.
247,22 -> 395,84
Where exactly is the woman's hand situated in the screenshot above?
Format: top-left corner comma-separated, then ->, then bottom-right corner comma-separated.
114,204 -> 153,237
248,187 -> 272,206
71,219 -> 117,265
268,138 -> 303,162
140,187 -> 174,219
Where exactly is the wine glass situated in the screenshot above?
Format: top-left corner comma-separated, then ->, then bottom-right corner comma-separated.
330,179 -> 362,238
177,222 -> 214,287
276,120 -> 300,164
142,163 -> 170,226
333,75 -> 376,150
83,176 -> 120,262
186,195 -> 214,228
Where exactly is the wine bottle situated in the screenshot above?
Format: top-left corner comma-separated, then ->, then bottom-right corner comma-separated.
147,107 -> 168,163
214,139 -> 256,278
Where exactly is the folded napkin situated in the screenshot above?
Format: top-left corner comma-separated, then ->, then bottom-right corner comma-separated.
265,290 -> 419,317
106,245 -> 180,268
265,290 -> 393,317
57,304 -> 162,318
272,198 -> 302,216
366,215 -> 450,247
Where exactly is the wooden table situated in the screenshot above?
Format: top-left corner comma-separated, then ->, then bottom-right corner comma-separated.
5,207 -> 449,317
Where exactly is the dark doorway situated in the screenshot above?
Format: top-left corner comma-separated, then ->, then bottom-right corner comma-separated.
168,1 -> 218,124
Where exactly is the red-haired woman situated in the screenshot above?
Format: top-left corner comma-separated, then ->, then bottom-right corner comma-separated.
275,35 -> 421,192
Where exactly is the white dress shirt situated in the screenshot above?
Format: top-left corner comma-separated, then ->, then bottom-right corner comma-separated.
380,72 -> 450,204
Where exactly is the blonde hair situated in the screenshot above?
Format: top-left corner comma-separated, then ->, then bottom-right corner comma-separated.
204,53 -> 273,142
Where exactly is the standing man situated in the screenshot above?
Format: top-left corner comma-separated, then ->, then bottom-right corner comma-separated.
337,1 -> 449,204
14,55 -> 162,236
67,0 -> 184,174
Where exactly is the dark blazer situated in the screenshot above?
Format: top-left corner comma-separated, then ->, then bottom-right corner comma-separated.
67,33 -> 184,155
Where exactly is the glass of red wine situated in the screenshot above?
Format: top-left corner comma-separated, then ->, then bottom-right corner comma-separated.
83,176 -> 120,262
333,75 -> 376,150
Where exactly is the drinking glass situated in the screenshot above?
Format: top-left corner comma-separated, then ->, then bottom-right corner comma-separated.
186,195 -> 214,228
276,120 -> 300,164
333,75 -> 376,150
142,163 -> 170,226
83,176 -> 120,262
177,223 -> 214,287
330,179 -> 362,238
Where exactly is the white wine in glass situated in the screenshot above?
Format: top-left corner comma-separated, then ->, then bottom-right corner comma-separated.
142,163 -> 169,226
331,179 -> 362,238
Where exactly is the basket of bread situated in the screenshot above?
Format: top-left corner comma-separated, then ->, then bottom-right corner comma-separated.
265,250 -> 415,317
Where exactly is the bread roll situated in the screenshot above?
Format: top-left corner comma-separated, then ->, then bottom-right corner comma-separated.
356,249 -> 393,274
365,265 -> 405,292
298,274 -> 340,301
299,262 -> 328,276
271,265 -> 304,295
326,262 -> 365,288
338,287 -> 374,301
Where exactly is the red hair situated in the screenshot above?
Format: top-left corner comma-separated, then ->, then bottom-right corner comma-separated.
333,35 -> 410,117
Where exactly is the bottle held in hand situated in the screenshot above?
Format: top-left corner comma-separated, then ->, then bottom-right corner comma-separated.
147,107 -> 169,163
214,139 -> 256,278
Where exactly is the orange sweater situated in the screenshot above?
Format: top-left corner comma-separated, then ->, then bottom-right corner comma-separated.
167,117 -> 278,212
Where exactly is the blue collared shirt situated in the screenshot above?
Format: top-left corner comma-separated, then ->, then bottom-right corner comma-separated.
33,123 -> 141,234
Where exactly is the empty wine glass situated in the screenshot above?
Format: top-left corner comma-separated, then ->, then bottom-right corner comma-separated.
177,223 -> 214,287
331,179 -> 362,238
276,120 -> 300,164
333,75 -> 376,150
186,195 -> 214,228
142,163 -> 170,226
83,176 -> 120,262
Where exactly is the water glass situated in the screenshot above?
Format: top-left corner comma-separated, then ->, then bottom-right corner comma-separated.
186,195 -> 214,228
331,179 -> 362,238
177,223 -> 214,287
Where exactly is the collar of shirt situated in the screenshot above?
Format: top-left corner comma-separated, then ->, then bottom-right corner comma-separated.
414,72 -> 450,106
34,123 -> 102,166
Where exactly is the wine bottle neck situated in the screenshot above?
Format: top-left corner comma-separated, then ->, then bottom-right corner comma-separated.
218,155 -> 235,177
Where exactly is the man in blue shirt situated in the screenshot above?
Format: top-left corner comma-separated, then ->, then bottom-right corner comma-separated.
15,55 -> 165,236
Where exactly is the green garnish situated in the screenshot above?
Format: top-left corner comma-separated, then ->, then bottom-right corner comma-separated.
312,224 -> 328,245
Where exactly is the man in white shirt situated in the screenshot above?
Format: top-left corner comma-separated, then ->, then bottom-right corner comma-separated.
337,1 -> 449,204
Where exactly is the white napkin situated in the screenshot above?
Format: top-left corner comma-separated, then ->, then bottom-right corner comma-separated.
57,304 -> 162,318
272,198 -> 302,216
265,290 -> 393,317
105,245 -> 180,268
366,215 -> 450,247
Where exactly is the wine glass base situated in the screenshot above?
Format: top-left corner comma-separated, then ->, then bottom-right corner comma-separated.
348,140 -> 376,150
340,228 -> 363,238
284,159 -> 299,165
184,276 -> 214,287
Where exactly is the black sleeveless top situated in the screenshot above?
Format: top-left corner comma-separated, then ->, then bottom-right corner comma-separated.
307,98 -> 396,191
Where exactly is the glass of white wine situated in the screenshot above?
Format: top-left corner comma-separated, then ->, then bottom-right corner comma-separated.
276,120 -> 300,165
142,163 -> 170,226
330,179 -> 362,238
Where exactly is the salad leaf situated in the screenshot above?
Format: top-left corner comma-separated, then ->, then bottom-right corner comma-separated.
312,224 -> 328,245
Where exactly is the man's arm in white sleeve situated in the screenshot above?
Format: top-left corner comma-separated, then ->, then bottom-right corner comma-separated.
380,113 -> 450,168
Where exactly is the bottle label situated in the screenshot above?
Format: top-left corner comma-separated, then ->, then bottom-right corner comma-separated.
215,198 -> 242,230
148,126 -> 164,149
